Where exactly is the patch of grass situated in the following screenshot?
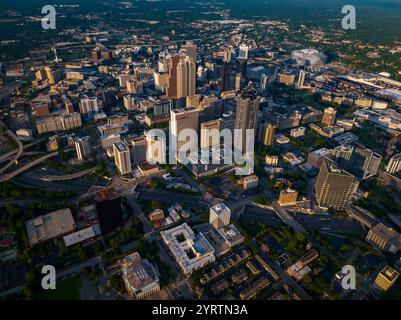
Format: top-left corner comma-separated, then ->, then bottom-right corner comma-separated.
36,275 -> 81,300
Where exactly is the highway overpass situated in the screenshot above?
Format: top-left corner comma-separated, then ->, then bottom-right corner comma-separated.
38,167 -> 97,181
0,152 -> 59,182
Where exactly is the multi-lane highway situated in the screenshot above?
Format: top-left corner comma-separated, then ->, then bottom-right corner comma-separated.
241,205 -> 365,235
0,120 -> 23,174
0,152 -> 59,182
32,167 -> 97,181
272,201 -> 307,233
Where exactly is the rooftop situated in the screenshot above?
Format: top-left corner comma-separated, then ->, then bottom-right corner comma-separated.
113,141 -> 129,152
378,266 -> 400,282
94,187 -> 119,202
26,208 -> 75,247
120,252 -> 159,292
370,223 -> 401,243
210,203 -> 231,216
63,224 -> 101,247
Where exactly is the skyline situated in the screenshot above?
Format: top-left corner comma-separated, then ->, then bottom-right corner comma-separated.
0,0 -> 401,309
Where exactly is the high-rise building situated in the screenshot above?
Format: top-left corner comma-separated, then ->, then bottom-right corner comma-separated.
331,144 -> 353,168
236,58 -> 247,79
322,107 -> 337,126
154,70 -> 168,92
113,142 -> 131,175
307,148 -> 330,168
374,266 -> 400,291
386,153 -> 401,175
351,147 -> 382,180
261,123 -> 276,146
220,61 -> 231,92
94,188 -> 123,235
185,41 -> 197,61
158,52 -> 169,73
119,73 -> 132,88
127,78 -> 143,94
166,55 -> 180,98
170,107 -> 200,159
315,157 -> 358,211
224,47 -> 232,62
260,74 -> 269,93
234,83 -> 260,152
92,48 -> 101,63
238,44 -> 249,60
332,145 -> 382,180
200,119 -> 221,149
235,73 -> 242,92
74,136 -> 91,160
177,56 -> 196,99
209,203 -> 231,229
79,97 -> 101,118
146,134 -> 166,164
131,136 -> 147,165
296,70 -> 306,89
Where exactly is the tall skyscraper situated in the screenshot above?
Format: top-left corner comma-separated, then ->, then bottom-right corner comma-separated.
235,73 -> 242,92
113,142 -> 131,175
223,47 -> 232,62
261,123 -> 276,146
92,48 -> 101,63
94,188 -> 124,235
322,107 -> 337,126
177,56 -> 196,99
131,136 -> 147,165
158,53 -> 169,73
170,107 -> 200,159
209,203 -> 231,229
146,134 -> 166,164
238,44 -> 249,60
74,136 -> 91,160
79,97 -> 101,118
315,157 -> 358,211
166,55 -> 180,98
234,83 -> 260,152
386,153 -> 401,175
296,70 -> 306,89
185,41 -> 197,61
126,77 -> 143,94
220,61 -> 231,92
332,145 -> 382,180
260,74 -> 269,93
200,119 -> 221,149
236,58 -> 247,79
349,147 -> 382,180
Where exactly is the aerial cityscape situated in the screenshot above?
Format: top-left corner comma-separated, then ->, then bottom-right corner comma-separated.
1,0 -> 401,305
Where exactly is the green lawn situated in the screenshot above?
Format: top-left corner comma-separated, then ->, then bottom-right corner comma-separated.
36,275 -> 81,300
